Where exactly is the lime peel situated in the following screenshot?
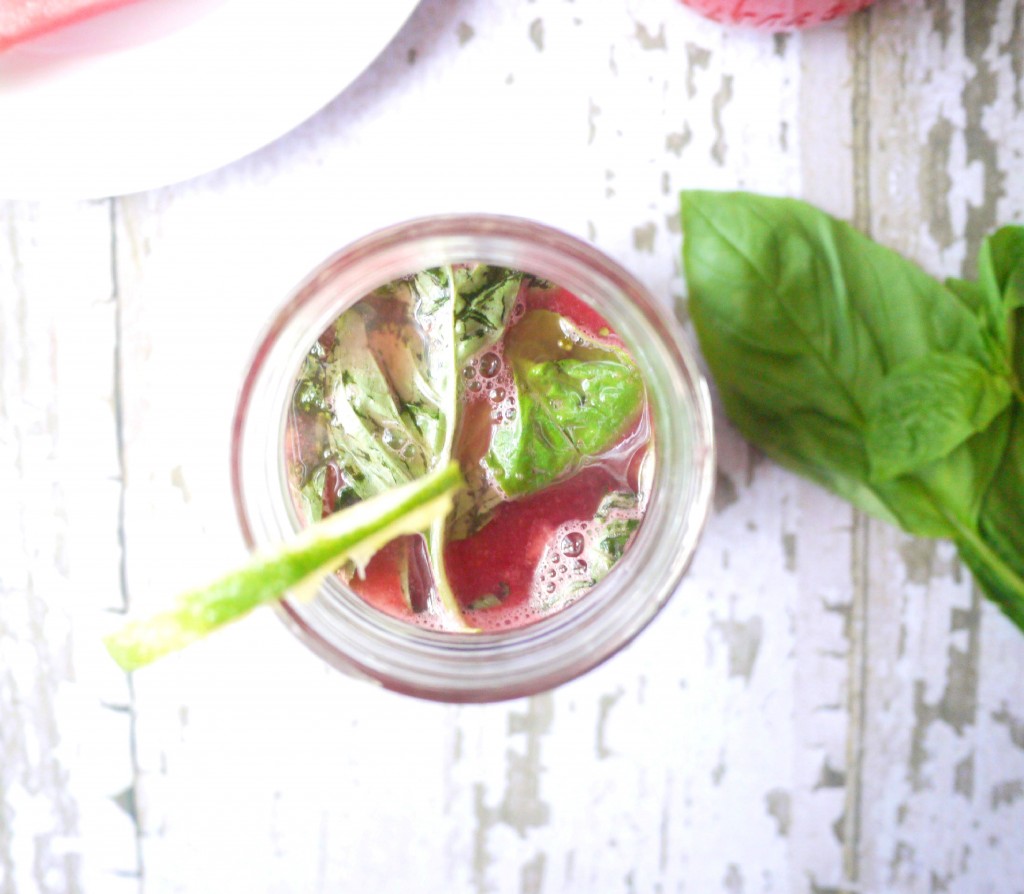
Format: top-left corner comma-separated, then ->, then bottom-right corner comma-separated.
104,462 -> 464,671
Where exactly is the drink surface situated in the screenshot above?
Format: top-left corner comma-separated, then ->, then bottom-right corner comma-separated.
285,266 -> 652,631
678,0 -> 876,28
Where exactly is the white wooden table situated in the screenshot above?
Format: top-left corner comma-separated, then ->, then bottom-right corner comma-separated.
3,1 -> 1024,891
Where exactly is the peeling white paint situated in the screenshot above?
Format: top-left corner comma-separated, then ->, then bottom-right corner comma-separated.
1,1 -> 1023,892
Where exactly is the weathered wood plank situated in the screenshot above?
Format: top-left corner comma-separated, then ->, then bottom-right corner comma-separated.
0,201 -> 138,893
109,2 -> 864,891
857,2 -> 1024,891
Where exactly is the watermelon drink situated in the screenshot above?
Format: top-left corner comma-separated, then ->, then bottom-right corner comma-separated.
231,216 -> 714,701
679,0 -> 878,29
286,269 -> 652,633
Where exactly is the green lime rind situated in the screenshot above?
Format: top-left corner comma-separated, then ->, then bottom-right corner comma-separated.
104,462 -> 464,671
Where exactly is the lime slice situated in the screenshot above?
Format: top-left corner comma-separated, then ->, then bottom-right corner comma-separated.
104,462 -> 464,671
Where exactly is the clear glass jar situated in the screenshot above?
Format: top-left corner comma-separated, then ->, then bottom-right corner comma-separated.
231,215 -> 714,702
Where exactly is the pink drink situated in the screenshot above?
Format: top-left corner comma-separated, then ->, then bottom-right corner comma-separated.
286,274 -> 650,633
678,0 -> 877,29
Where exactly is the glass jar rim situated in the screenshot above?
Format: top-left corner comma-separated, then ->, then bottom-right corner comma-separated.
230,214 -> 715,702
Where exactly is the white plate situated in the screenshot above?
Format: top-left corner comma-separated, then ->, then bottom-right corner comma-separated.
0,0 -> 420,199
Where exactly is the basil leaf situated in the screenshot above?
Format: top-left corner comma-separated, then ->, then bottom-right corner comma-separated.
969,228 -> 1024,624
975,405 -> 1024,585
980,225 -> 1024,322
866,353 -> 1011,482
575,491 -> 641,590
305,265 -> 524,627
298,465 -> 327,522
293,347 -> 328,413
447,461 -> 504,541
682,190 -> 1024,633
286,273 -> 460,625
323,306 -> 435,496
530,491 -> 643,610
681,190 -> 1007,538
486,310 -> 645,497
452,265 -> 524,361
949,225 -> 1024,379
413,264 -> 524,363
411,265 -> 524,625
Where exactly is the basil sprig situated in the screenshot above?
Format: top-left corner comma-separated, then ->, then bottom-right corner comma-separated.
681,191 -> 1024,632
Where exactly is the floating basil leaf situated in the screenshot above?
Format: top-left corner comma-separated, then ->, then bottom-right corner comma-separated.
681,190 -> 1024,633
486,310 -> 645,497
298,465 -> 328,522
294,266 -> 525,629
293,345 -> 329,413
452,265 -> 524,361
411,265 -> 524,624
468,582 -> 510,612
568,491 -> 641,596
413,265 -> 524,364
323,304 -> 435,495
447,460 -> 505,541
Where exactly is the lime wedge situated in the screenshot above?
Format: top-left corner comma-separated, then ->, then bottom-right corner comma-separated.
104,462 -> 464,671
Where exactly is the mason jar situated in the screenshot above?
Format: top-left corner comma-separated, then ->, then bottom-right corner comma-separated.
230,215 -> 715,702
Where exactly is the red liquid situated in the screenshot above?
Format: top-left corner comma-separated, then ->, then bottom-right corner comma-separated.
351,464 -> 632,631
678,0 -> 876,29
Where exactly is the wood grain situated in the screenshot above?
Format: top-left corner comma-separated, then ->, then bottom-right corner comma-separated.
1,0 -> 1022,892
0,202 -> 138,892
855,3 -> 1024,891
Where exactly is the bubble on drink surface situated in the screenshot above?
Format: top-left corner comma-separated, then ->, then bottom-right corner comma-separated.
478,352 -> 501,378
530,521 -> 594,609
462,347 -> 513,406
483,363 -> 515,416
560,531 -> 584,558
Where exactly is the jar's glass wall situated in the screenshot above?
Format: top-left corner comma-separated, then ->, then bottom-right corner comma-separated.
231,216 -> 714,702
